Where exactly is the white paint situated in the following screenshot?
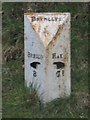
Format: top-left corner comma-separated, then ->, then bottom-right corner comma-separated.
24,13 -> 71,103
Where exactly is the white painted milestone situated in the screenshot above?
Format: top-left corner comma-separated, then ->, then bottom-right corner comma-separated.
24,13 -> 71,103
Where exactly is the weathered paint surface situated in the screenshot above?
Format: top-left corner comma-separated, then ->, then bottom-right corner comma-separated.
24,13 -> 71,103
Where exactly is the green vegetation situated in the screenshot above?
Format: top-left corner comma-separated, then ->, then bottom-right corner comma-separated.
2,2 -> 89,118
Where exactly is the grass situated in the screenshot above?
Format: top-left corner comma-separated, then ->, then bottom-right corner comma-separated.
2,2 -> 89,118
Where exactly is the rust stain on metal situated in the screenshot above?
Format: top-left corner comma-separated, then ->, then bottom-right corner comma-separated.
43,26 -> 50,37
32,23 -> 37,30
47,25 -> 63,50
63,50 -> 68,64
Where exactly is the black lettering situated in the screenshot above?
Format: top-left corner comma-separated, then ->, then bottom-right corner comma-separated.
33,71 -> 37,77
44,18 -> 48,21
48,18 -> 51,21
62,70 -> 64,76
37,18 -> 40,21
28,52 -> 43,60
52,53 -> 56,59
55,17 -> 58,21
30,62 -> 40,69
60,54 -> 63,58
32,54 -> 35,58
28,52 -> 32,57
56,71 -> 60,77
52,17 -> 55,21
53,62 -> 65,69
31,17 -> 62,22
57,56 -> 59,58
31,16 -> 36,22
